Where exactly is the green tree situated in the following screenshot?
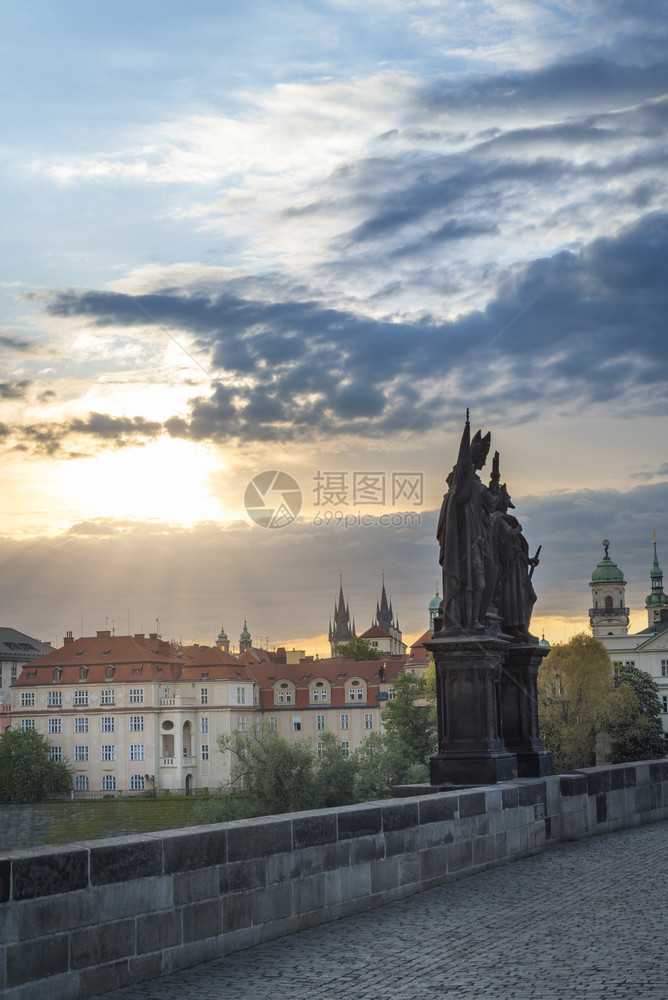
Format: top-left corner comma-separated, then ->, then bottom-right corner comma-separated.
354,731 -> 430,800
382,672 -> 437,767
538,633 -> 615,772
0,728 -> 73,802
195,727 -> 358,823
334,636 -> 383,660
605,663 -> 666,764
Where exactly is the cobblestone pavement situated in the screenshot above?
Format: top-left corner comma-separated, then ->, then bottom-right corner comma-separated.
90,821 -> 668,1000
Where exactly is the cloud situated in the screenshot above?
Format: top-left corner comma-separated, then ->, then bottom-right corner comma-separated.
0,380 -> 31,399
31,211 -> 668,449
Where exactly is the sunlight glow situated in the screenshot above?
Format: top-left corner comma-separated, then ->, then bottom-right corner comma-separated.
57,438 -> 226,526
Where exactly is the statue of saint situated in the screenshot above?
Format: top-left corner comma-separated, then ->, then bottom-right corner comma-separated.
437,415 -> 497,630
489,469 -> 539,636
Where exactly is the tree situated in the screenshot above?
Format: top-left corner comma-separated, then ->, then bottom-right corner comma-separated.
381,672 -> 437,768
354,731 -> 431,800
195,727 -> 358,823
334,637 -> 383,660
0,728 -> 73,802
605,663 -> 666,764
538,633 -> 615,772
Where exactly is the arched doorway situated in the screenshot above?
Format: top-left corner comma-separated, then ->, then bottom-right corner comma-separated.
185,773 -> 193,795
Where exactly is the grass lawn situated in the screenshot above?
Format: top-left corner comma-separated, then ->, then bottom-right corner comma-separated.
1,796 -> 209,850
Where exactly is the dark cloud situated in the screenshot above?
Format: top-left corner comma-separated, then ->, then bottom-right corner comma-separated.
0,334 -> 31,352
36,211 -> 668,447
0,380 -> 30,399
10,411 -> 163,456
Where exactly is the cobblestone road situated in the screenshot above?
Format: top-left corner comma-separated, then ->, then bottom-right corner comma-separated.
90,821 -> 668,1000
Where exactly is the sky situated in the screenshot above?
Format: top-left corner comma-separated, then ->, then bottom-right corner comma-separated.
1,0 -> 667,654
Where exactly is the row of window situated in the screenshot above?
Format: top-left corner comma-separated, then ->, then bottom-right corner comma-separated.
265,713 -> 374,732
24,715 -> 146,733
21,689 -> 145,708
74,775 -> 146,791
48,745 -> 146,762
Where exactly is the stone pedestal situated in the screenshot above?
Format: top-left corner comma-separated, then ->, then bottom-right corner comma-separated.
426,634 -> 518,785
500,641 -> 553,777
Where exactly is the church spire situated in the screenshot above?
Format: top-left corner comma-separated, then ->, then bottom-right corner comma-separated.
329,576 -> 355,655
646,532 -> 668,627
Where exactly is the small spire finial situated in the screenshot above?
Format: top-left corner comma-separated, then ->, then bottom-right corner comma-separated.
603,538 -> 610,558
466,407 -> 470,424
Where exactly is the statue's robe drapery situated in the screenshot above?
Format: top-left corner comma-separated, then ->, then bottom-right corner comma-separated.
491,512 -> 536,634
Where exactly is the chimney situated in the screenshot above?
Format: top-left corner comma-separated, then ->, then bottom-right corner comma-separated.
96,630 -> 111,639
64,630 -> 74,645
134,633 -> 145,641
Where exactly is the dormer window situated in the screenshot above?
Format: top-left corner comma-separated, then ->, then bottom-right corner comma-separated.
105,665 -> 115,680
79,666 -> 88,682
52,667 -> 62,683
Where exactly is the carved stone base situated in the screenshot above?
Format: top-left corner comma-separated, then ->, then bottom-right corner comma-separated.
430,750 -> 517,786
514,750 -> 554,778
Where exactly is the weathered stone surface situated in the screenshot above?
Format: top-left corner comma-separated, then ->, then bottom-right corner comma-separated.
70,918 -> 135,970
418,793 -> 457,825
7,933 -> 70,986
382,801 -> 419,832
90,836 -> 162,885
137,907 -> 181,954
162,826 -> 227,873
459,791 -> 487,817
226,818 -> 291,861
293,813 -> 337,849
218,856 -> 267,894
12,849 -> 88,900
337,805 -> 382,839
183,899 -> 223,943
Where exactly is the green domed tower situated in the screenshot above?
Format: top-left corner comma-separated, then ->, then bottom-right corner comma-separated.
239,619 -> 252,653
589,539 -> 629,637
645,532 -> 668,627
428,588 -> 442,629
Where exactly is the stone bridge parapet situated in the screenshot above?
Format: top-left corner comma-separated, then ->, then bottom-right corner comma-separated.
2,760 -> 668,1000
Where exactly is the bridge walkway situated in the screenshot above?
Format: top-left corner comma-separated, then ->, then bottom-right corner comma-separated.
89,819 -> 668,1000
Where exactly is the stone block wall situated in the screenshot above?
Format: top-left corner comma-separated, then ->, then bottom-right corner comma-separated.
2,759 -> 668,1000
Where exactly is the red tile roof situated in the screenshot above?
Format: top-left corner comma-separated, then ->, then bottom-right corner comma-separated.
359,625 -> 392,639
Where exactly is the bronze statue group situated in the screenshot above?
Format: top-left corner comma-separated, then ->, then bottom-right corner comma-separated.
437,413 -> 539,638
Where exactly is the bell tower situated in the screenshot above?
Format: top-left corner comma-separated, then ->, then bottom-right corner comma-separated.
589,539 -> 629,637
645,533 -> 668,628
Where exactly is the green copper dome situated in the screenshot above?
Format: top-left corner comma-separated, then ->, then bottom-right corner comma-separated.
591,540 -> 624,583
428,590 -> 441,612
240,620 -> 251,641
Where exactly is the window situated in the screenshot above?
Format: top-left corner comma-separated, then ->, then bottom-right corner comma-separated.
200,687 -> 208,705
277,690 -> 285,703
21,718 -> 35,730
316,740 -> 325,758
312,689 -> 320,702
200,717 -> 208,733
48,718 -> 62,734
49,746 -> 62,762
129,688 -> 144,704
47,691 -> 62,707
101,689 -> 115,705
237,716 -> 247,732
316,714 -> 325,731
101,716 -> 115,732
387,687 -> 396,701
75,717 -> 89,733
347,683 -> 364,702
340,714 -> 349,730
74,690 -> 88,707
201,745 -> 209,761
102,774 -> 116,791
319,688 -> 328,703
11,663 -> 18,683
130,744 -> 144,761
105,665 -> 115,680
75,745 -> 89,762
661,660 -> 668,677
341,740 -> 350,758
269,716 -> 278,732
130,774 -> 145,790
129,715 -> 144,732
79,666 -> 88,682
75,775 -> 89,791
364,713 -> 373,730
293,715 -> 302,731
20,692 -> 35,707
623,661 -> 635,667
101,745 -> 116,761
663,696 -> 668,714
236,686 -> 246,705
